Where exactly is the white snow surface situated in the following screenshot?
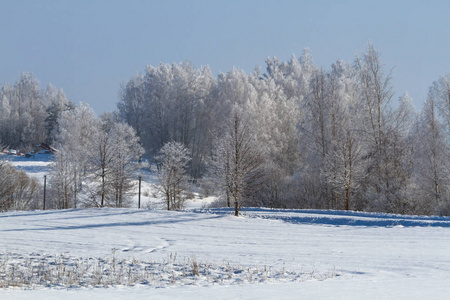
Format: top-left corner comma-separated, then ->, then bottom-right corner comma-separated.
5,153 -> 53,185
1,207 -> 450,299
2,154 -> 450,299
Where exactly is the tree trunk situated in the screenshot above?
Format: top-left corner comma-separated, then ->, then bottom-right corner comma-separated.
166,190 -> 170,210
101,173 -> 105,207
345,186 -> 350,211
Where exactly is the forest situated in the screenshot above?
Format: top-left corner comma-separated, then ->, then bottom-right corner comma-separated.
1,44 -> 450,216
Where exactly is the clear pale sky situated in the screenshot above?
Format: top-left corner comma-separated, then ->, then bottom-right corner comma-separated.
1,0 -> 449,114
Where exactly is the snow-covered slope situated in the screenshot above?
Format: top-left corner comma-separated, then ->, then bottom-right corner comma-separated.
6,153 -> 53,185
1,208 -> 450,299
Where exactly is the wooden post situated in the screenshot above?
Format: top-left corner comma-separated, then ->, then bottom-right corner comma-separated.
43,175 -> 47,210
138,176 -> 142,209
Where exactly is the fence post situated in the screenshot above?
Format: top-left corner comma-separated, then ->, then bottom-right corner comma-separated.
43,175 -> 47,210
138,176 -> 142,209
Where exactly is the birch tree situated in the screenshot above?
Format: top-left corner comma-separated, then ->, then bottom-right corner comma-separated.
322,61 -> 366,210
156,142 -> 191,210
51,149 -> 75,209
52,103 -> 99,208
109,122 -> 144,207
354,44 -> 414,213
418,76 -> 450,214
210,107 -> 266,216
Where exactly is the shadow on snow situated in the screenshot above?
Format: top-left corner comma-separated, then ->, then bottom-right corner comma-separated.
194,208 -> 450,228
0,214 -> 223,232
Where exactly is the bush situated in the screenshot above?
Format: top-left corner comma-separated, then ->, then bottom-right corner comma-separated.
0,159 -> 39,211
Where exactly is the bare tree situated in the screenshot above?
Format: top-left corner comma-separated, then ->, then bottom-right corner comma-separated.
0,159 -> 16,211
50,149 -> 75,209
0,158 -> 39,211
53,103 -> 99,208
210,107 -> 266,216
156,142 -> 191,210
431,73 -> 450,131
354,44 -> 415,213
109,122 -> 144,207
412,86 -> 450,214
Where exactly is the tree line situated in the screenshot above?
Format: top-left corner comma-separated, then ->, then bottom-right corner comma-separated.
119,44 -> 450,216
0,75 -> 143,210
1,43 -> 450,216
0,73 -> 73,150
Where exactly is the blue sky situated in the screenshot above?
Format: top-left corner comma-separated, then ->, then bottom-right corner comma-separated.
1,0 -> 449,113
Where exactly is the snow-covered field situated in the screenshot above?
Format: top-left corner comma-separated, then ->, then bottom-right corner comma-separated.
1,208 -> 450,299
2,155 -> 450,299
6,153 -> 53,185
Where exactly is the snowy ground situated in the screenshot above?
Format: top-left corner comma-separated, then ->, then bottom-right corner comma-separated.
5,153 -> 53,186
2,155 -> 450,299
1,208 -> 450,299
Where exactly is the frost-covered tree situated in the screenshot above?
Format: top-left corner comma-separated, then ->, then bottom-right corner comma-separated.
156,141 -> 191,210
0,85 -> 13,146
245,71 -> 301,207
92,115 -> 144,208
51,105 -> 144,208
51,103 -> 99,208
13,73 -> 47,149
299,67 -> 331,208
88,123 -> 114,207
44,84 -> 73,144
431,73 -> 450,131
114,45 -> 450,215
265,49 -> 315,102
0,73 -> 70,150
118,73 -> 145,138
0,73 -> 47,149
209,107 -> 266,216
354,44 -> 415,213
118,62 -> 215,178
321,61 -> 366,210
50,149 -> 76,209
109,122 -> 144,208
412,87 -> 450,214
